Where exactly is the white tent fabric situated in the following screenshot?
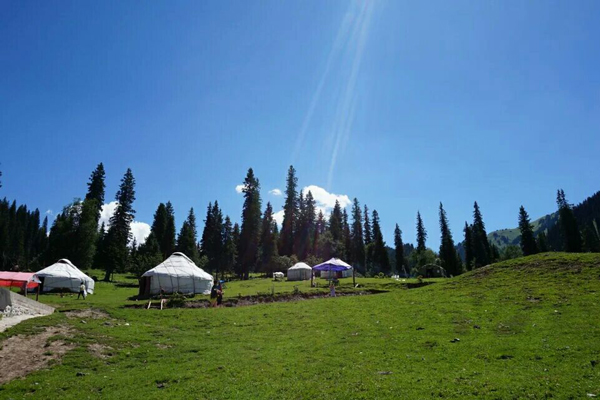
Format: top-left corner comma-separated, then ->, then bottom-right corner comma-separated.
320,268 -> 353,279
142,252 -> 213,295
287,262 -> 312,281
36,259 -> 95,294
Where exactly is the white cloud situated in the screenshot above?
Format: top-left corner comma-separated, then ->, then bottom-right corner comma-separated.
99,201 -> 118,228
45,209 -> 53,216
269,188 -> 282,196
302,185 -> 351,211
99,202 -> 151,245
235,184 -> 245,194
272,185 -> 350,227
273,210 -> 284,226
130,221 -> 151,245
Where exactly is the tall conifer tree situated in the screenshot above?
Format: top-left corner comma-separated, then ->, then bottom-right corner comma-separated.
394,224 -> 405,275
329,200 -> 343,242
259,202 -> 278,275
238,168 -> 261,279
163,201 -> 176,257
103,169 -> 135,281
372,209 -> 390,273
350,198 -> 365,270
439,203 -> 461,276
471,202 -> 491,268
363,205 -> 372,245
518,206 -> 538,256
463,222 -> 474,270
279,166 -> 298,256
416,211 -> 427,252
556,189 -> 582,252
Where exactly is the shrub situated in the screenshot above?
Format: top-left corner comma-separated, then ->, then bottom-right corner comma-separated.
167,292 -> 186,308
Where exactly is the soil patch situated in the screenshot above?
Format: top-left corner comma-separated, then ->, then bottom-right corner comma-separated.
125,289 -> 388,309
64,309 -> 109,320
88,343 -> 113,359
0,326 -> 75,385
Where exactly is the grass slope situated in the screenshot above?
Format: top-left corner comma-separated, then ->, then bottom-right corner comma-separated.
488,212 -> 558,249
1,253 -> 600,399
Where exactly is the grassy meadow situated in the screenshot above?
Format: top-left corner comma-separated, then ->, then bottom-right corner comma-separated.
1,253 -> 600,399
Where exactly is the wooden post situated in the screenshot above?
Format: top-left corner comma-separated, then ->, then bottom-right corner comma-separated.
352,267 -> 356,288
36,284 -> 40,302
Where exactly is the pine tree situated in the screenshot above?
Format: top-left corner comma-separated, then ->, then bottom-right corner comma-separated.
279,166 -> 298,256
222,216 -> 237,278
238,168 -> 261,279
177,208 -> 200,263
259,202 -> 278,276
416,212 -> 427,252
518,206 -> 538,256
132,232 -> 162,278
329,200 -> 343,242
201,201 -> 223,275
438,203 -> 461,276
363,205 -> 372,245
463,222 -> 474,270
536,231 -> 549,253
471,202 -> 491,268
294,191 -> 307,258
73,163 -> 107,270
342,209 -> 352,263
350,198 -> 365,271
556,189 -> 582,252
150,203 -> 171,259
394,224 -> 405,275
85,162 -> 106,223
582,225 -> 600,252
313,210 -> 325,257
232,222 -> 241,277
103,169 -> 136,281
299,190 -> 316,259
371,209 -> 390,274
163,201 -> 176,257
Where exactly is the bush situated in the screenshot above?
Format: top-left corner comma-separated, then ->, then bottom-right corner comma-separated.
167,292 -> 186,308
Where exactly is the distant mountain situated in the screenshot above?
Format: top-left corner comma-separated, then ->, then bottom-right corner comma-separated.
488,212 -> 558,250
457,190 -> 600,260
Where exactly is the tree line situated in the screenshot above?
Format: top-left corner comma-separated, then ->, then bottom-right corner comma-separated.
0,164 -> 599,280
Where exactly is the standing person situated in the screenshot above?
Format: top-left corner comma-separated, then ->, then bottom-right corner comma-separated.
77,281 -> 86,300
210,285 -> 218,308
217,284 -> 223,307
329,282 -> 336,297
160,288 -> 167,310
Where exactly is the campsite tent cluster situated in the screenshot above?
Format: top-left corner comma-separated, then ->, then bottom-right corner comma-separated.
4,255 -> 353,298
286,258 -> 353,281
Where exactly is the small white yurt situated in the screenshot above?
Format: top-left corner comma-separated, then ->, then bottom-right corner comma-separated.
287,262 -> 312,281
37,259 -> 95,294
139,252 -> 213,297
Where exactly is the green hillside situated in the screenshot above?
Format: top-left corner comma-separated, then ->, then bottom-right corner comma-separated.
1,253 -> 600,399
488,212 -> 558,249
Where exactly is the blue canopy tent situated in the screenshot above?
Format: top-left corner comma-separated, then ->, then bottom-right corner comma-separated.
312,258 -> 352,287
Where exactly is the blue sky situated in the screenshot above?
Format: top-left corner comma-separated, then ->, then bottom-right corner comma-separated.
1,0 -> 599,249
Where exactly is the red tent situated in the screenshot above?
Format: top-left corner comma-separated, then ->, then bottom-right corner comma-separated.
0,272 -> 41,290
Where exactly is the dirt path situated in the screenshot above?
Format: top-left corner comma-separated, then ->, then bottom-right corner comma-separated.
0,326 -> 74,385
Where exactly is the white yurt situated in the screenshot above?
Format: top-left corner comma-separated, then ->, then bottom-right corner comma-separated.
287,262 -> 312,281
139,252 -> 213,297
36,259 -> 95,294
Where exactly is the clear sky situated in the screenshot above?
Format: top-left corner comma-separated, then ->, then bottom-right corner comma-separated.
1,0 -> 599,249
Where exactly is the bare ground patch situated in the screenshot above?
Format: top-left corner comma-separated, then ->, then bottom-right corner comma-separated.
0,326 -> 75,385
64,309 -> 110,320
88,342 -> 113,359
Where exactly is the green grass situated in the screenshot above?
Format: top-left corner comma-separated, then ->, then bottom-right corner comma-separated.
1,253 -> 600,399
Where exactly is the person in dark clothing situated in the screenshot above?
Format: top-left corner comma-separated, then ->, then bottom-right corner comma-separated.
210,286 -> 218,307
217,285 -> 223,306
